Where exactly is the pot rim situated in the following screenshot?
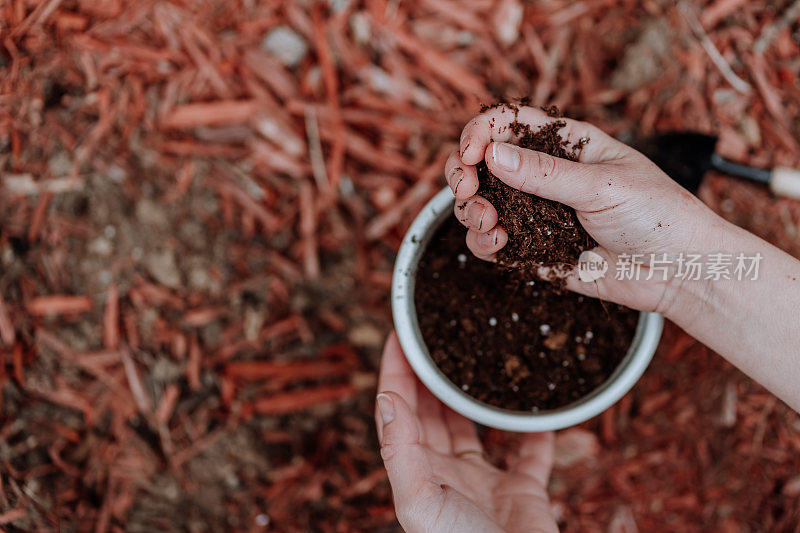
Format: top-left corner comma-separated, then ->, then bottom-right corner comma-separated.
391,186 -> 664,432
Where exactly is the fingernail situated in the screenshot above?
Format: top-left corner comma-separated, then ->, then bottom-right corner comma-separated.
492,142 -> 520,171
460,136 -> 472,157
448,167 -> 464,194
477,228 -> 499,248
376,393 -> 394,426
466,201 -> 486,229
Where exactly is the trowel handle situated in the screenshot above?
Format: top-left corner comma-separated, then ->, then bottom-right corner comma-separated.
770,167 -> 800,200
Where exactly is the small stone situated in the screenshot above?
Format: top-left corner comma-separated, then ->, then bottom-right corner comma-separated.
348,322 -> 384,349
339,175 -> 355,198
782,475 -> 800,497
554,428 -> 600,467
243,307 -> 265,342
511,312 -> 519,322
351,371 -> 377,390
350,12 -> 371,44
262,26 -> 308,68
719,381 -> 738,428
740,115 -> 761,147
146,248 -> 182,288
107,164 -> 126,183
88,237 -> 113,256
539,324 -> 551,335
457,253 -> 467,263
188,265 -> 212,291
328,0 -> 351,13
48,152 -> 71,175
135,198 -> 169,228
488,317 -> 497,326
493,0 -> 523,46
608,506 -> 638,533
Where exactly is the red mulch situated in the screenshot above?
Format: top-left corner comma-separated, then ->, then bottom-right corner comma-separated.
1,0 -> 800,531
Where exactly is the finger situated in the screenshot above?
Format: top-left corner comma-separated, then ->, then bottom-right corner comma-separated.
444,407 -> 483,456
416,381 -> 451,453
376,391 -> 445,530
459,106 -> 518,165
507,431 -> 554,486
466,227 -> 507,258
485,141 -> 617,212
445,150 -> 479,200
454,196 -> 498,233
376,333 -> 418,443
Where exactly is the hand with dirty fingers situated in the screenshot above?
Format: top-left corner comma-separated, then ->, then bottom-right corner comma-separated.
446,104 -> 716,314
375,333 -> 558,533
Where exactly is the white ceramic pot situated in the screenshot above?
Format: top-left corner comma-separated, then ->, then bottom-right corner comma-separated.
391,187 -> 663,432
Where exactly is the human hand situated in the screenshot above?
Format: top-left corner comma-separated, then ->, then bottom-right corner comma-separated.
375,333 -> 558,533
445,105 -> 726,315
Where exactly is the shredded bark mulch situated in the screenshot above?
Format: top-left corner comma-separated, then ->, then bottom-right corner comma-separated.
2,0 -> 800,531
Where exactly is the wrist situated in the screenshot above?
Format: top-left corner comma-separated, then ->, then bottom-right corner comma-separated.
658,213 -> 739,325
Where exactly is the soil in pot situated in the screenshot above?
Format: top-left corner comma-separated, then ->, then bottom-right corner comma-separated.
415,217 -> 639,411
416,104 -> 638,411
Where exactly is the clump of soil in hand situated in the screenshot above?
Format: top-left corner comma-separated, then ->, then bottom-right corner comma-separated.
476,104 -> 596,273
415,218 -> 638,411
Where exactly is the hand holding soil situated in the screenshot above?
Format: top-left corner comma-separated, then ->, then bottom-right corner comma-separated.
446,103 -> 719,315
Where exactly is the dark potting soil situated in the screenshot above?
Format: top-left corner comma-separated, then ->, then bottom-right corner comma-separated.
415,218 -> 639,411
476,104 -> 596,271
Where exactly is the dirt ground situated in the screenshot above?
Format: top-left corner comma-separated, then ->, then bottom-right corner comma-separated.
2,0 -> 800,531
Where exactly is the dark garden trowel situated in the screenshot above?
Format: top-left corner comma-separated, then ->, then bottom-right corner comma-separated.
637,131 -> 800,200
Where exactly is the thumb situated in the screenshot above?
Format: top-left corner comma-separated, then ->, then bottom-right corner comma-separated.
484,141 -> 610,211
376,392 -> 444,528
